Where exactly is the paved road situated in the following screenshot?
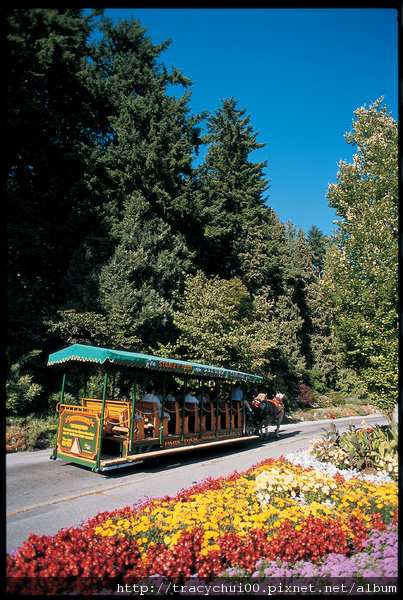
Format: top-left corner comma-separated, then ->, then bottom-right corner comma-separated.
6,413 -> 386,554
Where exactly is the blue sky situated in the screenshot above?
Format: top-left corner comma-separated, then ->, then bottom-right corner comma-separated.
99,8 -> 398,237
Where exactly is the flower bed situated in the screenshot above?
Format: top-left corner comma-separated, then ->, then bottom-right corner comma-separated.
6,413 -> 58,452
308,420 -> 398,480
7,452 -> 398,596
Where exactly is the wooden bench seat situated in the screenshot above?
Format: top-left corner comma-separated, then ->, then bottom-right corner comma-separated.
202,403 -> 221,431
135,401 -> 169,438
165,401 -> 190,435
217,402 -> 237,430
185,403 -> 206,433
82,398 -> 131,429
232,403 -> 242,428
82,398 -> 145,441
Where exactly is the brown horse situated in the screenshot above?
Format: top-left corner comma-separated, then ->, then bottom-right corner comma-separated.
252,393 -> 285,440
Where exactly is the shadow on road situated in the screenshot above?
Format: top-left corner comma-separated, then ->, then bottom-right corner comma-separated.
97,428 -> 302,479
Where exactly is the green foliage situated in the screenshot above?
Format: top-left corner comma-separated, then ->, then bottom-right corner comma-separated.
6,8 -> 108,361
197,97 -> 269,277
327,391 -> 346,405
6,9 -> 398,422
305,369 -> 327,393
322,98 -> 398,416
311,420 -> 398,480
6,352 -> 44,415
161,272 -> 251,367
307,224 -> 329,280
48,309 -> 110,347
48,391 -> 79,411
341,425 -> 398,472
6,413 -> 59,452
159,272 -> 280,386
88,15 -> 203,231
96,193 -> 194,352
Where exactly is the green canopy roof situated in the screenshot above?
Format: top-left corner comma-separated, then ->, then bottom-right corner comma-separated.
47,344 -> 263,383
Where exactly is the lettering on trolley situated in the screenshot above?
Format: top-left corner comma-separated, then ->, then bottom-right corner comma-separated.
48,344 -> 264,472
158,360 -> 193,373
64,414 -> 96,428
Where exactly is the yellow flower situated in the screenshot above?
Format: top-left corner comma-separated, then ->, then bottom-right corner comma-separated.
89,457 -> 397,555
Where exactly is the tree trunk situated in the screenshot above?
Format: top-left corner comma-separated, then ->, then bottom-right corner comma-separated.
391,403 -> 398,435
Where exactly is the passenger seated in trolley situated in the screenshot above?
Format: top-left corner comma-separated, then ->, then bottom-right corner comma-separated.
185,388 -> 199,404
141,385 -> 170,421
208,383 -> 222,404
231,382 -> 253,413
196,388 -> 211,405
166,387 -> 177,402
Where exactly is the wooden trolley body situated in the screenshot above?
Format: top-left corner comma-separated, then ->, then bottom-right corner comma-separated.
49,344 -> 263,472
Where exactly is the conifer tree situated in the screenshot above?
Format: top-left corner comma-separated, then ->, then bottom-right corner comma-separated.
6,9 -> 350,413
58,14 -> 202,352
197,97 -> 269,277
6,8 -> 107,362
307,224 -> 329,280
97,194 -> 191,352
88,15 -> 203,232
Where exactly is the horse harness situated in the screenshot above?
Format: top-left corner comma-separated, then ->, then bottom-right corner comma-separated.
253,396 -> 284,419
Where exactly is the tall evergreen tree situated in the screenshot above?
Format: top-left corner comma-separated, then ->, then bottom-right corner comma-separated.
305,225 -> 334,386
87,15 -> 203,231
97,194 -> 191,352
197,97 -> 269,277
57,15 -> 202,352
6,8 -> 108,361
231,207 -> 286,296
307,224 -> 329,280
6,9 -> 349,414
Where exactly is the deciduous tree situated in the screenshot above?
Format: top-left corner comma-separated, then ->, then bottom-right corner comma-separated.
322,98 -> 398,417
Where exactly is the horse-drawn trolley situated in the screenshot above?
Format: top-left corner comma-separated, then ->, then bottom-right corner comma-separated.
48,344 -> 266,472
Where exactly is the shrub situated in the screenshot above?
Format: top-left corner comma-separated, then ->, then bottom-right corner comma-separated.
48,391 -> 77,411
289,383 -> 314,408
305,369 -> 328,394
6,413 -> 58,452
345,396 -> 364,405
312,394 -> 332,408
6,351 -> 44,416
344,404 -> 368,416
6,429 -> 29,452
327,391 -> 346,405
309,421 -> 398,480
